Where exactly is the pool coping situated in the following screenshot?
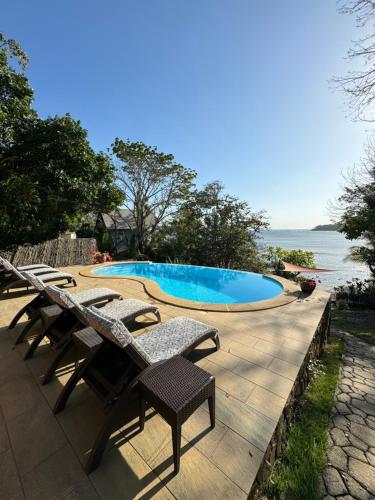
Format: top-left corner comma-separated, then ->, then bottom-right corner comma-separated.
79,261 -> 300,312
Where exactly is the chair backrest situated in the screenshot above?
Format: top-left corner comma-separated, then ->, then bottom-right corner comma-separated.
45,285 -> 81,310
22,271 -> 46,292
80,305 -> 151,368
1,258 -> 25,280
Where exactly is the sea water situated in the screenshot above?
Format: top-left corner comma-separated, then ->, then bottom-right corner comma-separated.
258,230 -> 369,289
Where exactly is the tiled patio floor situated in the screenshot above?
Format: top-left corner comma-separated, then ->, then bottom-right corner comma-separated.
0,266 -> 330,499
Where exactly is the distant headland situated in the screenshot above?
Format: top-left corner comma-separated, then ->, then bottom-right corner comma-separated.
311,224 -> 337,231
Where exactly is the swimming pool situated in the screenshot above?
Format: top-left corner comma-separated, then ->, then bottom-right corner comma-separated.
93,263 -> 284,304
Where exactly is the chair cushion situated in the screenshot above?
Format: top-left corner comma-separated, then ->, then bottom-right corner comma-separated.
101,299 -> 158,320
135,317 -> 218,364
45,285 -> 79,309
83,305 -> 134,348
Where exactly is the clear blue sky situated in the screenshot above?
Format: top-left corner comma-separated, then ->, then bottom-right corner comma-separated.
2,0 -> 370,228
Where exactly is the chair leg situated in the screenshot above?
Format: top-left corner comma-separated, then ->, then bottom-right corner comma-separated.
213,333 -> 220,351
23,331 -> 46,360
41,339 -> 74,385
139,397 -> 146,431
172,424 -> 182,474
53,358 -> 89,414
9,303 -> 30,329
14,316 -> 41,345
154,310 -> 161,322
208,392 -> 215,429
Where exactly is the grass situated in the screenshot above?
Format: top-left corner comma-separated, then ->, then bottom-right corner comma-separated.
332,307 -> 375,345
260,336 -> 344,500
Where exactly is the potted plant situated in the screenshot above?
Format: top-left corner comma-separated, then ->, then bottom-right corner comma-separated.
297,276 -> 317,294
92,251 -> 112,264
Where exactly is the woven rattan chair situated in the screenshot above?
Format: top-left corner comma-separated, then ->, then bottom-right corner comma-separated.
0,259 -> 76,295
22,284 -> 162,384
52,305 -> 219,473
9,272 -> 123,346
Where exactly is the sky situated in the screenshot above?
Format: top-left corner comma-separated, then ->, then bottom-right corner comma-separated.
2,0 -> 371,228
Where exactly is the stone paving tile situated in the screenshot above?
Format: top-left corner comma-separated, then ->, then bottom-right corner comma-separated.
320,331 -> 375,500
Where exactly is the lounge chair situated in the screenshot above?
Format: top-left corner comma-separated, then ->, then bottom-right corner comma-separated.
0,260 -> 76,295
22,283 -> 161,384
0,256 -> 57,276
53,304 -> 219,473
9,272 -> 124,345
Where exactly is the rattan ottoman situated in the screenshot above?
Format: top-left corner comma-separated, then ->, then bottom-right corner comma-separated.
138,355 -> 215,474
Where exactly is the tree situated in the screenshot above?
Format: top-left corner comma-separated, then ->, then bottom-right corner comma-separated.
0,33 -> 123,250
153,181 -> 268,271
112,139 -> 196,254
0,33 -> 35,149
334,137 -> 375,277
335,1 -> 375,120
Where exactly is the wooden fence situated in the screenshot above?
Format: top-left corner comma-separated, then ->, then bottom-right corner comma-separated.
1,238 -> 97,267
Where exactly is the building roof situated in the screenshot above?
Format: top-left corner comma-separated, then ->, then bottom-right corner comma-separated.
100,210 -> 154,230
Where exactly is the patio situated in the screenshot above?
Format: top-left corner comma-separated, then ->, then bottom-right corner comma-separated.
0,265 -> 331,499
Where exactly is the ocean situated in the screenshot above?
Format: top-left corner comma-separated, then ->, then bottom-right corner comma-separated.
258,230 -> 369,289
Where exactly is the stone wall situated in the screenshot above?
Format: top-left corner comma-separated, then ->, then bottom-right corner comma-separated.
1,238 -> 97,267
250,300 -> 331,498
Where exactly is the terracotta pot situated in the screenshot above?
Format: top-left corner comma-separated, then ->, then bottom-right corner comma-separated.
300,280 -> 316,293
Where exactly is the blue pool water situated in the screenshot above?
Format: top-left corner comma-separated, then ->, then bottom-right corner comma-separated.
94,263 -> 284,304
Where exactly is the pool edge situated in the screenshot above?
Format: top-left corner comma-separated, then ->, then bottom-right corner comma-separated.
79,261 -> 300,312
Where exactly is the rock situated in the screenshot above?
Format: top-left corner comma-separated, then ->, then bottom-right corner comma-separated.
348,433 -> 369,451
333,415 -> 350,430
354,382 -> 375,396
318,477 -> 326,499
336,402 -> 351,415
345,474 -> 372,500
349,458 -> 375,494
331,428 -> 350,447
347,414 -> 365,425
350,423 -> 375,447
337,393 -> 351,404
343,446 -> 367,462
323,467 -> 347,496
327,446 -> 348,471
366,451 -> 375,467
351,406 -> 368,418
351,399 -> 375,417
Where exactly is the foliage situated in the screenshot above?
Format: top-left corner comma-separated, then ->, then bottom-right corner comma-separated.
261,336 -> 344,500
334,137 -> 375,277
152,181 -> 268,271
264,246 -> 316,279
335,1 -> 375,120
0,33 -> 123,251
334,277 -> 375,308
0,33 -> 35,149
113,139 -> 196,254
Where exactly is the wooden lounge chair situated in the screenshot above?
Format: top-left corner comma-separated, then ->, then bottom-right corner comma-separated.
9,272 -> 123,345
53,305 -> 220,473
22,283 -> 161,384
0,260 -> 76,295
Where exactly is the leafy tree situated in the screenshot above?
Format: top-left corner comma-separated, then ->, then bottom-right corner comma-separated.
335,1 -> 375,120
0,33 -> 35,149
264,246 -> 316,279
334,137 -> 375,277
0,33 -> 123,250
152,181 -> 268,271
113,139 -> 196,254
